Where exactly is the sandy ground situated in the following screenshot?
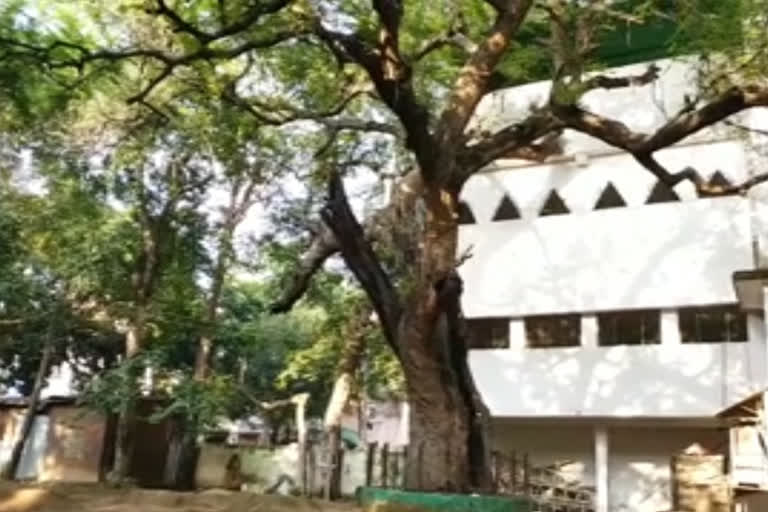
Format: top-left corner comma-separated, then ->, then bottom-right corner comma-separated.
0,483 -> 360,512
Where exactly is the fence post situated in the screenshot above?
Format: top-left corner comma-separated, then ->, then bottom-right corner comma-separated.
523,453 -> 530,498
511,450 -> 517,494
366,442 -> 377,487
392,449 -> 401,489
308,441 -> 316,497
335,448 -> 344,497
417,442 -> 425,490
381,443 -> 390,488
402,445 -> 408,489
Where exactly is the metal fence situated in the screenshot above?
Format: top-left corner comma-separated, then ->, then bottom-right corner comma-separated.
356,443 -> 595,512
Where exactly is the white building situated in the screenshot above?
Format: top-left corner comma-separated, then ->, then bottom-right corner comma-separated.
461,57 -> 768,512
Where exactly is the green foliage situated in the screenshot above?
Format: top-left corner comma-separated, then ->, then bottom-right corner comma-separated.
80,355 -> 146,415
5,0 -> 752,441
148,374 -> 239,433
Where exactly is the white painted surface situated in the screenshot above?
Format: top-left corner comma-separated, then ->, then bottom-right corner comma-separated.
594,427 -> 609,512
490,423 -> 595,486
16,415 -> 48,480
459,58 -> 759,319
471,58 -> 742,164
460,194 -> 751,317
490,422 -> 726,512
197,442 -> 386,497
460,138 -> 748,225
582,315 -> 598,348
470,338 -> 766,418
607,426 -> 726,512
509,319 -> 525,349
660,310 -> 681,346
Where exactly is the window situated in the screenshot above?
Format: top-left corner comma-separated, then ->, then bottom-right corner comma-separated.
539,190 -> 570,216
466,318 -> 509,349
525,314 -> 581,348
594,182 -> 627,210
598,310 -> 660,346
646,181 -> 680,204
492,194 -> 521,221
679,305 -> 748,343
457,201 -> 476,225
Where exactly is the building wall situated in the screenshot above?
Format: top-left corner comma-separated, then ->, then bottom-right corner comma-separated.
16,415 -> 48,480
490,421 -> 727,512
490,422 -> 595,486
736,492 -> 768,512
608,426 -> 726,512
460,56 -> 768,419
0,408 -> 25,469
0,410 -> 49,480
470,335 -> 767,417
40,406 -> 106,482
459,189 -> 752,318
196,442 -> 377,497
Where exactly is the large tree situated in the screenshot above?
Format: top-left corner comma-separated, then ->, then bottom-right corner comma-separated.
3,0 -> 768,491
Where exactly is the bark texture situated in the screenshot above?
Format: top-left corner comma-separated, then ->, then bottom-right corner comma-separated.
320,173 -> 491,491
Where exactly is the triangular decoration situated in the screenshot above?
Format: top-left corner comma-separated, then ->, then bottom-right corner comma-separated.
593,182 -> 627,210
645,181 -> 680,204
707,170 -> 732,189
492,194 -> 521,221
457,201 -> 476,225
539,190 -> 570,216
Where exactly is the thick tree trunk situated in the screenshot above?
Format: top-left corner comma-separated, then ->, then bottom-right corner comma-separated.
3,332 -> 54,480
399,189 -> 491,492
402,328 -> 490,492
320,172 -> 491,492
111,306 -> 146,484
163,421 -> 198,490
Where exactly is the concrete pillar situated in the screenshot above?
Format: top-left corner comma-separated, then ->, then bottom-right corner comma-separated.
582,314 -> 598,348
764,287 -> 768,388
595,426 -> 609,512
661,309 -> 681,346
509,319 -> 526,349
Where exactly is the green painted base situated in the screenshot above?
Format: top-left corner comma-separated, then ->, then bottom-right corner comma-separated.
357,487 -> 533,512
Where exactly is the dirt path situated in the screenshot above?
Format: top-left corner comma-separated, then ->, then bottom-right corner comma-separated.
0,483 -> 360,512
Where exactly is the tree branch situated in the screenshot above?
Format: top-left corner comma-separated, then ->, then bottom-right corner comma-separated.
458,111 -> 564,174
433,0 -> 534,181
268,222 -> 339,314
634,154 -> 768,197
580,64 -> 660,92
148,0 -> 293,44
314,25 -> 435,174
268,169 -> 424,316
552,84 -> 768,196
410,13 -> 477,62
0,29 -> 306,104
321,171 -> 402,355
554,85 -> 768,153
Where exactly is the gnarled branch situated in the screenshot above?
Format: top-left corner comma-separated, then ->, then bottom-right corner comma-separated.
321,171 -> 402,354
148,0 -> 293,44
433,0 -> 534,181
458,111 -> 564,175
314,23 -> 435,174
553,84 -> 768,196
268,222 -> 339,314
